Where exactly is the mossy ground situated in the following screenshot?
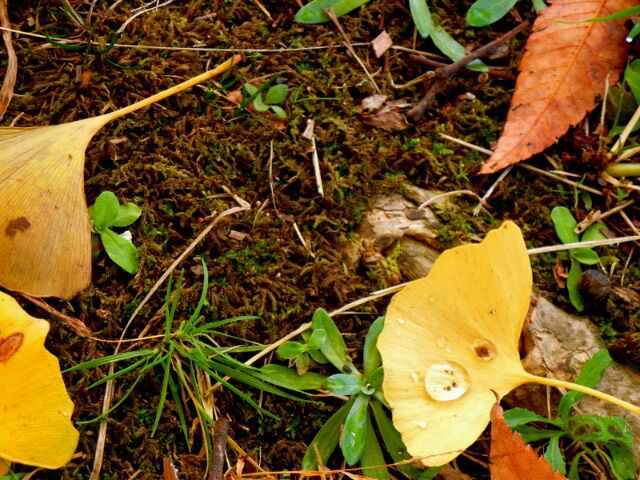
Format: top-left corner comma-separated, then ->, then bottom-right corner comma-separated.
3,1 -> 639,478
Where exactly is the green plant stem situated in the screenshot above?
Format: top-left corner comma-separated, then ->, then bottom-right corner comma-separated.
605,163 -> 640,178
526,373 -> 640,414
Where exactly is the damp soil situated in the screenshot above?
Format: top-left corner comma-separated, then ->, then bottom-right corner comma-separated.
3,1 -> 640,479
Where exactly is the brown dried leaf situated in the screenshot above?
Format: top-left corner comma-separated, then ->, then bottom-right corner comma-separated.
490,404 -> 566,480
481,0 -> 635,174
360,95 -> 410,131
372,31 -> 393,58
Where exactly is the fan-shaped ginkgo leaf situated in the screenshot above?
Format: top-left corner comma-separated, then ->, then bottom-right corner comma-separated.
378,221 -> 640,467
0,55 -> 240,299
378,222 -> 533,466
480,0 -> 635,174
0,291 -> 78,468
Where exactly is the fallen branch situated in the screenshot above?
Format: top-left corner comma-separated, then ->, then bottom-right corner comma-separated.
408,21 -> 529,121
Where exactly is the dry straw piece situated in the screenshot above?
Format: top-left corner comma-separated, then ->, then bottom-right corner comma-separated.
0,55 -> 240,299
0,291 -> 78,468
378,221 -> 640,467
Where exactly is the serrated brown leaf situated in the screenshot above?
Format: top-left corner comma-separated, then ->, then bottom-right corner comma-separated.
490,404 -> 567,480
481,0 -> 635,174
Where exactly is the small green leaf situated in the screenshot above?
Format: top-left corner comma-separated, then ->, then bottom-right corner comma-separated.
627,21 -> 640,43
367,366 -> 384,392
326,373 -> 364,395
312,308 -> 350,371
543,435 -> 567,475
466,0 -> 518,27
571,248 -> 599,265
532,0 -> 547,12
567,415 -> 633,448
430,24 -> 488,72
308,348 -> 329,364
294,0 -> 371,24
370,400 -> 440,479
265,84 -> 289,105
269,105 -> 288,119
243,83 -> 270,112
296,351 -> 311,375
363,317 -> 384,377
513,425 -> 564,442
360,411 -> 391,480
503,407 -> 561,428
409,0 -> 434,38
259,364 -> 326,391
607,443 -> 638,480
277,341 -> 307,359
568,452 -> 585,480
307,328 -> 327,351
341,394 -> 369,465
567,259 -> 584,312
551,206 -> 579,244
101,228 -> 139,273
582,223 -> 607,242
92,191 -> 120,230
113,203 -> 142,228
301,397 -> 355,470
559,350 -> 612,420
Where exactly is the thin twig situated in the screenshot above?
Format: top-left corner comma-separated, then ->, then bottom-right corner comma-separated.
417,190 -> 485,210
323,8 -> 380,94
408,21 -> 529,120
0,25 -> 370,52
208,418 -> 230,480
526,235 -> 640,255
473,166 -> 513,216
438,133 -> 603,196
19,294 -> 91,337
0,0 -> 17,119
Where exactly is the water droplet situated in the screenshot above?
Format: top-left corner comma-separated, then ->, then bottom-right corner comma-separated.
417,420 -> 427,429
489,309 -> 496,315
411,371 -> 419,383
397,318 -> 406,325
445,347 -> 452,353
627,36 -> 633,43
429,296 -> 436,303
473,338 -> 497,361
424,362 -> 470,402
436,337 -> 447,348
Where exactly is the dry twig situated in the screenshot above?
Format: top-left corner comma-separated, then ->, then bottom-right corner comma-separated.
408,21 -> 529,120
0,0 -> 17,119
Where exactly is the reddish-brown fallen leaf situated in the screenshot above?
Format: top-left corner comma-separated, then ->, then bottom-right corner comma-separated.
490,404 -> 566,480
481,0 -> 635,174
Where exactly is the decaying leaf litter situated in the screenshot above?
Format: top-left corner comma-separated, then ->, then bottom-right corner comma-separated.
2,0 -> 640,478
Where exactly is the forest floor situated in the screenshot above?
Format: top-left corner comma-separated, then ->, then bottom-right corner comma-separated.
3,1 -> 640,479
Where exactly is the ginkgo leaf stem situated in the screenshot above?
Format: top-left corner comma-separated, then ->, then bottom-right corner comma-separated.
605,163 -> 640,178
526,373 -> 640,415
101,55 -> 241,123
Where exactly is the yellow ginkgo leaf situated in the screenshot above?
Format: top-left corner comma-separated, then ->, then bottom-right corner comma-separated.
0,55 -> 240,299
0,291 -> 78,468
378,221 -> 640,467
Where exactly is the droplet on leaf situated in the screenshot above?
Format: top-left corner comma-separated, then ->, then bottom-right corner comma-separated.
424,362 -> 470,402
436,337 -> 447,348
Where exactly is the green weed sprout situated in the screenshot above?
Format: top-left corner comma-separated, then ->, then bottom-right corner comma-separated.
66,261 -> 305,467
89,191 -> 141,274
242,83 -> 289,119
504,350 -> 637,479
550,206 -> 607,312
261,309 -> 439,480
